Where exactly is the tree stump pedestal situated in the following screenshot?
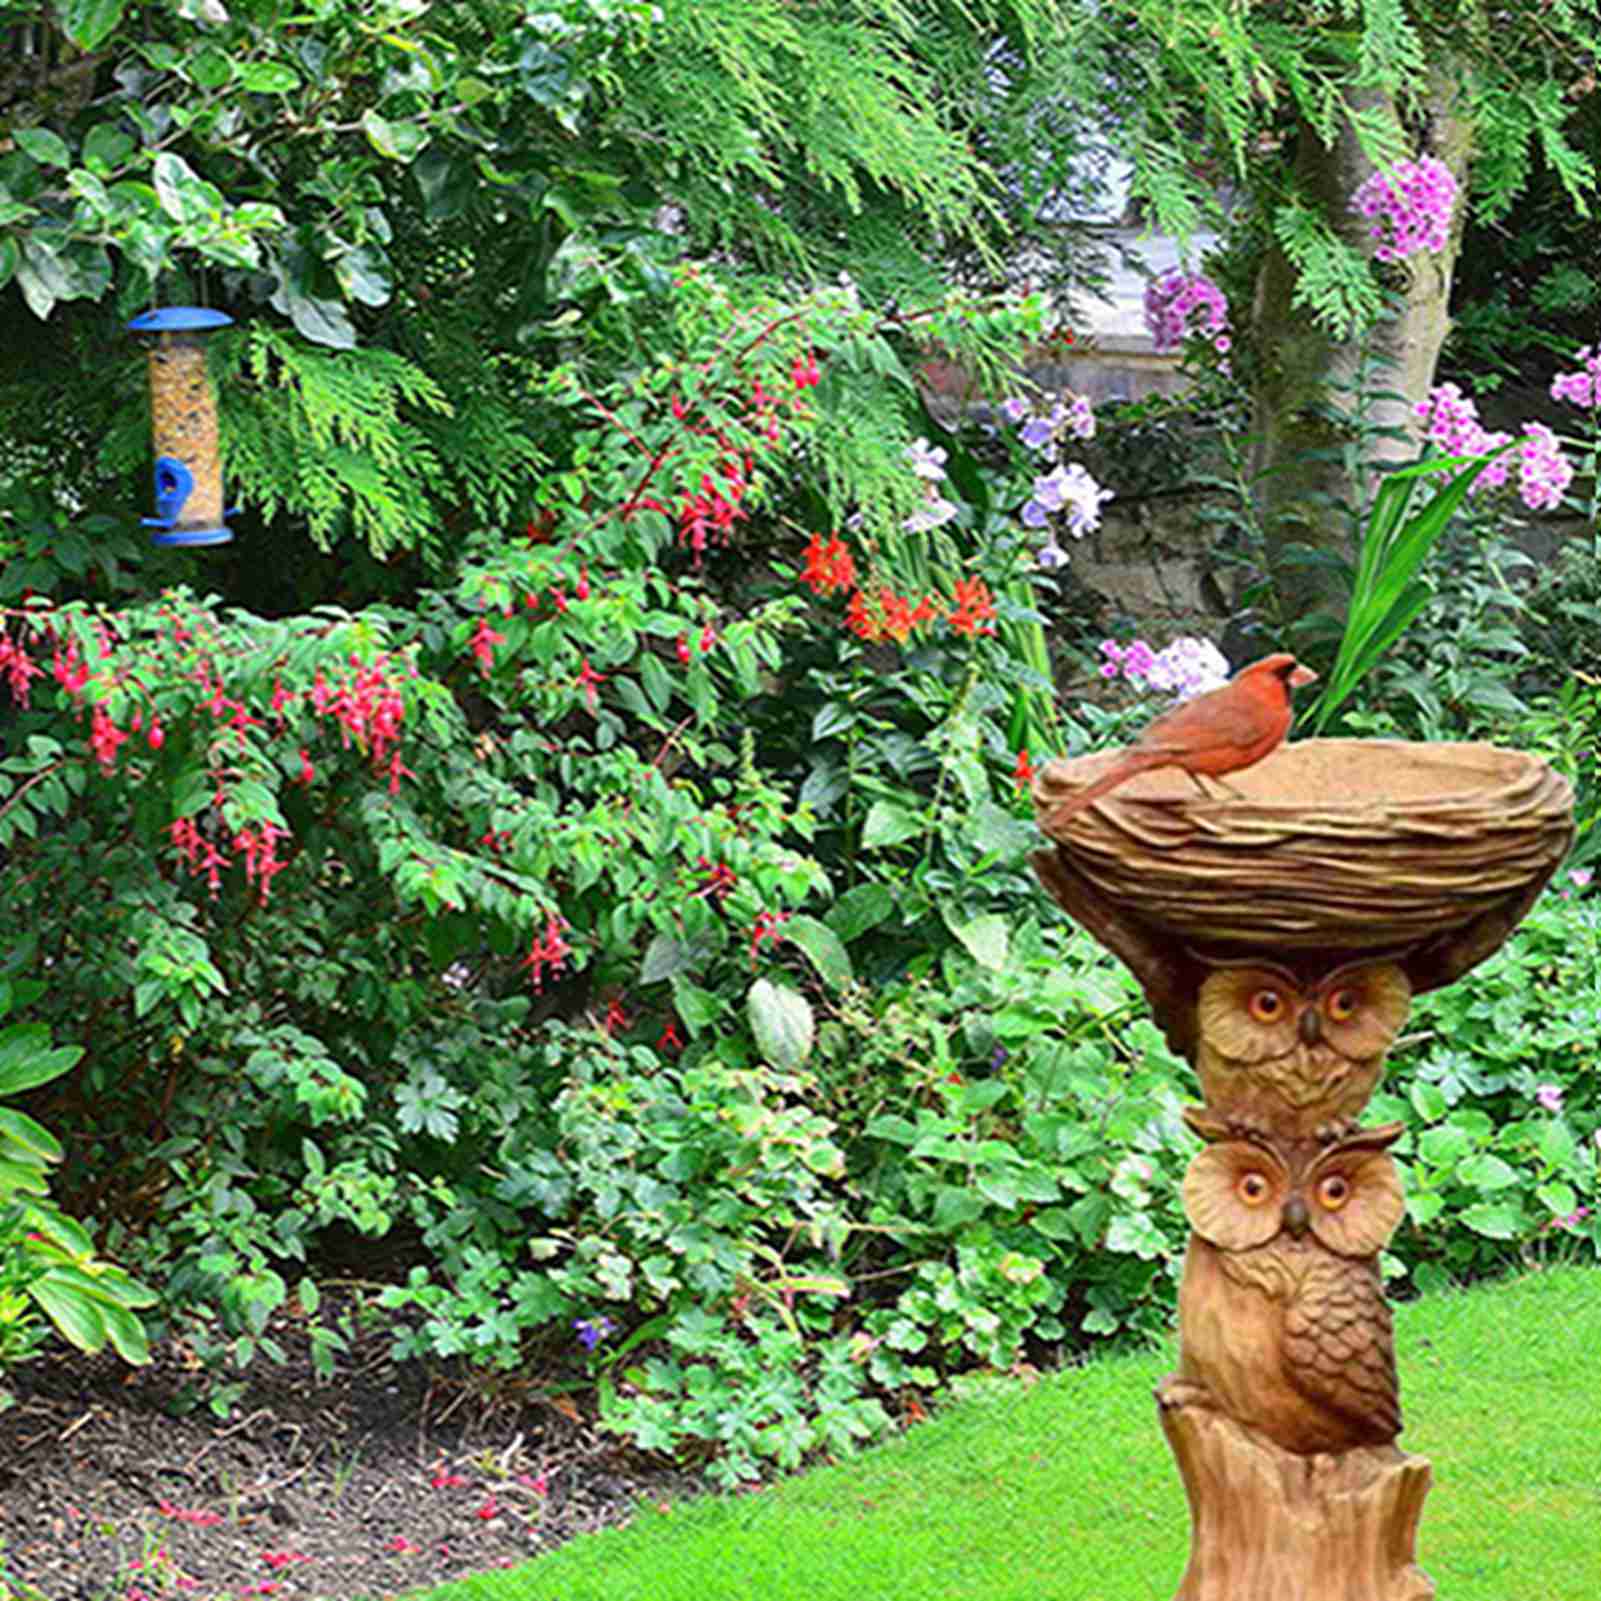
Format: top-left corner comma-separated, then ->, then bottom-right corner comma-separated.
1157,1379 -> 1434,1601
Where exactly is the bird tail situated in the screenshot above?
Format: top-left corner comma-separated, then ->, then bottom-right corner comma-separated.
1043,750 -> 1166,827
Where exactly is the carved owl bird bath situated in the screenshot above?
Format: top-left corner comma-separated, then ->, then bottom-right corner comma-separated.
1028,734 -> 1574,1601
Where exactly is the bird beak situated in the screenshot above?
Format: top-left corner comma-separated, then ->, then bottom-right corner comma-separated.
1283,1195 -> 1310,1238
1299,1006 -> 1323,1045
1289,664 -> 1318,688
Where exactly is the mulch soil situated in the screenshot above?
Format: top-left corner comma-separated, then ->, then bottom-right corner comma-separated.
0,1295 -> 718,1601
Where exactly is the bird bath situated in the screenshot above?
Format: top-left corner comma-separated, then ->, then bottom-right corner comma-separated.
1030,738 -> 1574,1601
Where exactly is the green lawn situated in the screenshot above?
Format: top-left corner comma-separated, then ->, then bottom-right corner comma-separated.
417,1267 -> 1601,1601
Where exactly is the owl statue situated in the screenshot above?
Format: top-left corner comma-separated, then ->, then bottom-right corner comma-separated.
1194,959 -> 1411,1138
1175,1114 -> 1406,1457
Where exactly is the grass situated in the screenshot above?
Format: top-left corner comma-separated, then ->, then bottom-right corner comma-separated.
416,1266 -> 1601,1601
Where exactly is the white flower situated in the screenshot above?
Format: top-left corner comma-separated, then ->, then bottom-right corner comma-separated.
1145,637 -> 1231,700
906,437 -> 949,481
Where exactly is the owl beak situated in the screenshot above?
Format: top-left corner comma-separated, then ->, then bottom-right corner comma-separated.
1298,1006 -> 1323,1045
1283,1195 -> 1311,1237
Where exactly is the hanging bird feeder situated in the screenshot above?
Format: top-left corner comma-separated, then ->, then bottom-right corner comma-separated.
128,307 -> 234,547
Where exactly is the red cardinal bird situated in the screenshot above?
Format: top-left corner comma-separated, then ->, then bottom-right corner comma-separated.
1048,653 -> 1318,823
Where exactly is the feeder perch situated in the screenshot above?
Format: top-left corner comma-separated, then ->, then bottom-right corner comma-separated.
128,307 -> 234,547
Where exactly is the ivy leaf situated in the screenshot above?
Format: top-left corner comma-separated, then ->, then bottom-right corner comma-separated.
747,978 -> 813,1070
334,243 -> 393,308
55,0 -> 128,50
14,128 -> 72,169
362,112 -> 429,163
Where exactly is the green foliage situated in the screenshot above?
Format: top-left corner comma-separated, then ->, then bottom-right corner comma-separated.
0,974 -> 155,1399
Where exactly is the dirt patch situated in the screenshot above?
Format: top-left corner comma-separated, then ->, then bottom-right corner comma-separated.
0,1298 -> 715,1601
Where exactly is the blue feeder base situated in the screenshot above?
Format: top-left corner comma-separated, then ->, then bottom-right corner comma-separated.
147,524 -> 234,548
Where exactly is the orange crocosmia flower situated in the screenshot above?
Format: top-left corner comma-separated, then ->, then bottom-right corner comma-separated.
878,588 -> 939,643
799,534 -> 858,595
844,590 -> 881,641
948,577 -> 998,637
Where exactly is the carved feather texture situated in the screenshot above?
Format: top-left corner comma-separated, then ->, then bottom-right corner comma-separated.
1283,1254 -> 1402,1445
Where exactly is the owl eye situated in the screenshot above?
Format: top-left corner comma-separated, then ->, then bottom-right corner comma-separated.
1317,1173 -> 1352,1210
1325,987 -> 1360,1022
1247,988 -> 1285,1024
1238,1171 -> 1273,1205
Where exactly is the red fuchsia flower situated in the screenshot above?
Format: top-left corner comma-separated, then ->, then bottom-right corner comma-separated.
699,624 -> 717,653
517,1472 -> 550,1495
749,909 -> 791,961
296,748 -> 315,785
386,1536 -> 420,1554
148,718 -> 165,750
798,534 -> 857,596
260,1552 -> 310,1570
169,818 -> 230,897
475,1497 -> 502,1521
233,824 -> 290,903
430,1471 -> 468,1490
89,704 -> 130,773
792,352 -> 821,389
1013,749 -> 1036,791
602,995 -> 630,1036
576,567 -> 591,601
576,656 -> 606,711
386,748 -> 415,796
690,857 -> 737,902
0,632 -> 43,707
519,914 -> 573,992
947,577 -> 997,638
658,1018 -> 683,1053
470,617 -> 507,675
676,633 -> 692,667
480,828 -> 511,854
51,637 -> 92,700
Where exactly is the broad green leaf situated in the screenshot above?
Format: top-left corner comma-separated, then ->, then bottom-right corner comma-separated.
239,61 -> 300,94
14,128 -> 72,168
860,799 -> 924,851
640,932 -> 693,984
950,913 -> 1008,971
29,1275 -> 109,1353
1459,1201 -> 1526,1240
188,47 -> 235,88
362,112 -> 429,163
56,0 -> 128,50
98,1300 -> 152,1365
826,883 -> 894,942
0,1028 -> 82,1096
783,915 -> 853,989
747,978 -> 813,1070
669,975 -> 720,1037
0,1107 -> 64,1164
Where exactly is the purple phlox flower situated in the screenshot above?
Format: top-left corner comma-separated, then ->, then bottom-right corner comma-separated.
1065,394 -> 1095,440
1100,639 -> 1157,682
1020,414 -> 1056,451
906,437 -> 948,481
903,493 -> 960,534
1551,346 -> 1601,410
1145,637 -> 1231,701
1351,157 -> 1457,262
1571,868 -> 1594,890
1516,422 -> 1574,512
1213,334 -> 1232,355
999,395 -> 1031,422
1035,538 -> 1070,570
1143,271 -> 1229,354
574,1316 -> 615,1351
1026,462 -> 1111,535
990,1044 -> 1009,1070
1534,1084 -> 1565,1114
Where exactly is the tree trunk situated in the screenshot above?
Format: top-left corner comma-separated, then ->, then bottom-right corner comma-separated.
1247,71 -> 1474,638
1156,1378 -> 1435,1601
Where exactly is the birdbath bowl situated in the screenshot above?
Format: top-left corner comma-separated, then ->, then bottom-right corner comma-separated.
1027,737 -> 1575,1601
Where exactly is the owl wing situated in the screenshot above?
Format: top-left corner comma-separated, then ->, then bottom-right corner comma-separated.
1282,1257 -> 1401,1446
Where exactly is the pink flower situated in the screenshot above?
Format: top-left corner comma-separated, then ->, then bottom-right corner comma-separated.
1143,271 -> 1229,353
430,1471 -> 468,1490
1550,346 -> 1601,409
387,1535 -> 420,1553
1351,157 -> 1457,261
475,1496 -> 501,1520
260,1552 -> 309,1570
470,617 -> 507,675
1535,1084 -> 1565,1114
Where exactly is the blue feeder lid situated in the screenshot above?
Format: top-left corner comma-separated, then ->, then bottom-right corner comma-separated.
128,307 -> 234,333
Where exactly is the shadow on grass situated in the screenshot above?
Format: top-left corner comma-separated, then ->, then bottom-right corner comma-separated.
410,1266 -> 1600,1601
